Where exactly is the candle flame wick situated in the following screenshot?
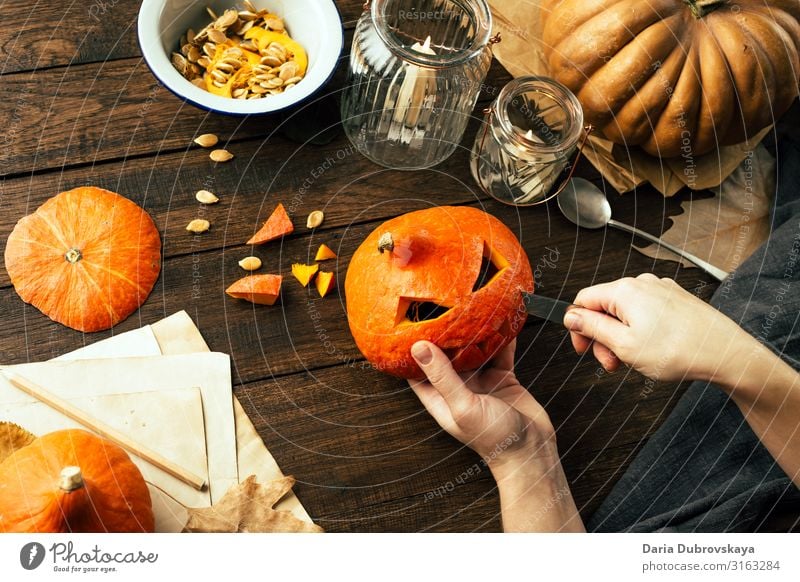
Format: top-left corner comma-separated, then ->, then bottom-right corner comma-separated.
524,129 -> 534,140
422,36 -> 432,51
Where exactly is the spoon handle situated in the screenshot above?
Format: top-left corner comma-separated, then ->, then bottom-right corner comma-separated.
607,219 -> 729,281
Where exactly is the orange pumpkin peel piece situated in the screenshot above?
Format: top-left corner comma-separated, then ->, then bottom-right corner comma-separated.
292,263 -> 319,287
226,274 -> 282,305
315,271 -> 335,298
314,244 -> 337,261
248,203 -> 294,245
4,186 -> 161,332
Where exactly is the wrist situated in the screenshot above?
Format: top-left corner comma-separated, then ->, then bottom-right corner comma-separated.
491,450 -> 584,533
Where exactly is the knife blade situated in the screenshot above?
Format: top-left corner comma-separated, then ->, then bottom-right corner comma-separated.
522,292 -> 573,325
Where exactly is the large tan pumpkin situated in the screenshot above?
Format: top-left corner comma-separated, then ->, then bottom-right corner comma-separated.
541,0 -> 800,157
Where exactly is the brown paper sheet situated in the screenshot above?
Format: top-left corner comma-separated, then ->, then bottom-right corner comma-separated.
150,311 -> 311,522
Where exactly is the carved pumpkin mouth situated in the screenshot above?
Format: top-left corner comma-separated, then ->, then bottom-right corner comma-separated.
395,242 -> 510,327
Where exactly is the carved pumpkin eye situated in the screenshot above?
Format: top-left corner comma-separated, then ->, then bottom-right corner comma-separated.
472,242 -> 509,292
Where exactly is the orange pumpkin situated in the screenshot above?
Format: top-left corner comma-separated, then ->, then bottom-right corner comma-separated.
541,0 -> 800,157
345,206 -> 533,379
0,429 -> 154,533
4,187 -> 161,332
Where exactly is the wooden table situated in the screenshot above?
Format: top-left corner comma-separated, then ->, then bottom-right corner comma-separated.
0,1 -> 717,531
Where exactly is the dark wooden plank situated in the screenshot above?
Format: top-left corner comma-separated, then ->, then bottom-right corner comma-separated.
0,18 -> 513,177
0,0 -> 368,75
230,330 -> 688,528
0,129 -> 492,283
0,180 -> 716,380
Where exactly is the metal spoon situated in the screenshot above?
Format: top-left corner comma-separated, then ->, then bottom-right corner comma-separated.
558,178 -> 728,281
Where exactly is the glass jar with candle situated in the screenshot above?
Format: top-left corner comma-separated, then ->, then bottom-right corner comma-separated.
470,76 -> 588,206
341,0 -> 494,170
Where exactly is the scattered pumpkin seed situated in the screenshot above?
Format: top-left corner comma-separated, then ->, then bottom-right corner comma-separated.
210,149 -> 234,162
195,190 -> 220,204
186,219 -> 211,233
194,133 -> 219,148
238,256 -> 262,271
306,210 -> 324,229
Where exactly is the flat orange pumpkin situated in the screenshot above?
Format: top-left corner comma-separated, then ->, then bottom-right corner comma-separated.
4,187 -> 161,332
345,206 -> 533,379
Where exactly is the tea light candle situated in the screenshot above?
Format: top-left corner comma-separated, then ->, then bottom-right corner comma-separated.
391,36 -> 436,142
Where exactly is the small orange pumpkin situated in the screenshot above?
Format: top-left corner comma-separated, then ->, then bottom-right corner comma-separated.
0,429 -> 154,533
4,187 -> 161,332
345,206 -> 533,379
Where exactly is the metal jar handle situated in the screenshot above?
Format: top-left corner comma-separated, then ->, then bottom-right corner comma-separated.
475,105 -> 594,207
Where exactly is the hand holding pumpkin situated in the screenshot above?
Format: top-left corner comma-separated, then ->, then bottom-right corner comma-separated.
409,339 -> 584,532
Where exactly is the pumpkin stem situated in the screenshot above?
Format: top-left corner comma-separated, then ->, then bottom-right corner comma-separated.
683,0 -> 727,18
59,466 -> 84,492
64,248 -> 82,264
378,232 -> 394,254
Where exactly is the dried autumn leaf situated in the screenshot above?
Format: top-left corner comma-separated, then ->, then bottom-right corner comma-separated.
635,144 -> 773,272
0,422 -> 35,464
183,475 -> 323,533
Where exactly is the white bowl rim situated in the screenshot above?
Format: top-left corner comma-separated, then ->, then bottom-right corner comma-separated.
137,0 -> 344,115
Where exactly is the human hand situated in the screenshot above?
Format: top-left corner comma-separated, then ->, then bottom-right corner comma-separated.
564,274 -> 751,383
409,339 -> 583,531
408,339 -> 556,476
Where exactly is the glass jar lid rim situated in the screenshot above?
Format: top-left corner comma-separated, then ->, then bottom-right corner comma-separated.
494,76 -> 585,155
371,0 -> 493,68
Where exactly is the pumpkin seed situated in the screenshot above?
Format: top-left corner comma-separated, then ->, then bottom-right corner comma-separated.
186,219 -> 210,233
278,61 -> 298,81
215,9 -> 238,30
210,149 -> 234,162
238,256 -> 262,271
174,5 -> 307,101
207,28 -> 228,44
306,210 -> 324,229
195,189 -> 220,204
265,17 -> 284,31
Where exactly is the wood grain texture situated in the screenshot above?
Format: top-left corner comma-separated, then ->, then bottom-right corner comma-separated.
0,0 -> 737,533
0,0 -> 367,75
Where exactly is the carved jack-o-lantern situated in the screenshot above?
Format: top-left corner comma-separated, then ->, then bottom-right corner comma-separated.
345,206 -> 534,379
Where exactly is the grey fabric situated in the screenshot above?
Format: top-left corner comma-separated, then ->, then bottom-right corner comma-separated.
587,129 -> 800,533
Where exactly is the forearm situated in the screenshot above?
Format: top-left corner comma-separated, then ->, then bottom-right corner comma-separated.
712,332 -> 800,487
491,454 -> 585,533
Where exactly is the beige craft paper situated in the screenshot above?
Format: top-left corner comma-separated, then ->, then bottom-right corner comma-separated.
0,354 -> 238,505
151,311 -> 311,522
0,387 -> 207,532
487,0 -> 765,197
63,312 -> 312,524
